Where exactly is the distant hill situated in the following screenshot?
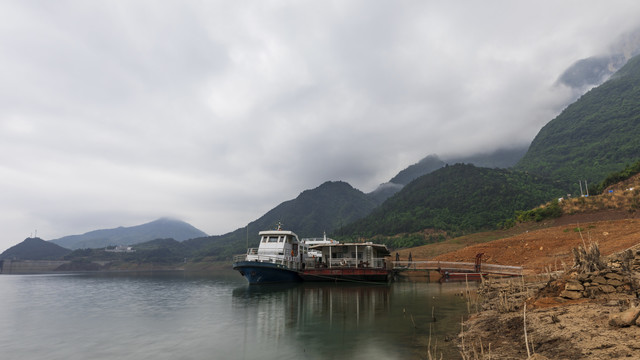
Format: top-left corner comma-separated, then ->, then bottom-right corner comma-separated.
442,146 -> 528,170
338,164 -> 565,238
185,181 -> 378,260
557,54 -> 629,90
369,146 -> 528,204
517,54 -> 640,187
390,154 -> 445,186
1,237 -> 71,260
50,218 -> 208,250
557,27 -> 640,93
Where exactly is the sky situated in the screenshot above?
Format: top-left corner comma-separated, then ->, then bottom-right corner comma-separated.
2,1 -> 640,252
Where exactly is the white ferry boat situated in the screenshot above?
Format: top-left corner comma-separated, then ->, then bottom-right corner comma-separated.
233,224 -> 307,284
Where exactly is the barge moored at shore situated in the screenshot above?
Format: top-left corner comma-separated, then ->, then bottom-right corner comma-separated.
300,242 -> 392,283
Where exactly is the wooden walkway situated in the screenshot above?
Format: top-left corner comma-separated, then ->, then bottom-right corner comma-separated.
392,260 -> 523,276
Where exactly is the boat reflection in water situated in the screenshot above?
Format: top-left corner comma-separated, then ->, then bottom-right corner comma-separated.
232,281 -> 471,359
232,282 -> 390,328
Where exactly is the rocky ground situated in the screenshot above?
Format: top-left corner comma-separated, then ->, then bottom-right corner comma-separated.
449,220 -> 640,359
459,258 -> 640,359
460,297 -> 640,359
396,210 -> 640,359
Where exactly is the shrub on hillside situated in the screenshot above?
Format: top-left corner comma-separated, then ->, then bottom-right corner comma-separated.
515,200 -> 563,222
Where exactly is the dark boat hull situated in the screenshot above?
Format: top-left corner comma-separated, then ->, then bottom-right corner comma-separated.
233,261 -> 302,284
300,268 -> 391,283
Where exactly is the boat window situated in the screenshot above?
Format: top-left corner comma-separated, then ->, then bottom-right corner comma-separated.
278,237 -> 284,243
261,237 -> 267,243
268,236 -> 278,243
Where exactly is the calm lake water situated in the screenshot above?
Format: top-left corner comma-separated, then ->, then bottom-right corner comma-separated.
0,270 -> 474,360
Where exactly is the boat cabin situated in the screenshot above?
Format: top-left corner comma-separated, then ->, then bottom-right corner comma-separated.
306,242 -> 390,269
301,233 -> 338,259
244,229 -> 306,265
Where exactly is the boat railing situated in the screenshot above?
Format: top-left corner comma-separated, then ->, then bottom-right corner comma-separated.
302,237 -> 337,244
234,252 -> 304,270
307,257 -> 388,269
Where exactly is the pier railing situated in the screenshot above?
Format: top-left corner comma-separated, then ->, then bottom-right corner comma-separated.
392,260 -> 522,276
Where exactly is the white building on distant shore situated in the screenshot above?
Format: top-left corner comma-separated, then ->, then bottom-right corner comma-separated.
105,245 -> 135,253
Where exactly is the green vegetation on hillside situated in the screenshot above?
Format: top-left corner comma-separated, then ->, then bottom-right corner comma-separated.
516,54 -> 640,186
590,159 -> 640,194
336,164 -> 565,242
368,232 -> 448,250
502,163 -> 640,227
512,199 -> 563,224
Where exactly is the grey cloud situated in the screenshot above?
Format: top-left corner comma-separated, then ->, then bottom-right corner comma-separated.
2,1 -> 640,251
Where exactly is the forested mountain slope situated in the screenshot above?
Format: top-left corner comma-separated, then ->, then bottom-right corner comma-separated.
369,146 -> 528,204
516,54 -> 640,186
185,181 -> 378,260
338,164 -> 565,237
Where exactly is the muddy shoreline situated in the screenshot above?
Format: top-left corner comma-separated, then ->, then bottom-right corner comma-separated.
458,250 -> 640,359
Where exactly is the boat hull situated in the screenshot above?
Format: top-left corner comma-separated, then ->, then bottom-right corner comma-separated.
300,268 -> 391,283
233,261 -> 302,284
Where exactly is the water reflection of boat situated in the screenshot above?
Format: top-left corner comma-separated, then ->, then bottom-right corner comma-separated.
300,243 -> 392,283
231,282 -> 302,298
229,280 -> 469,358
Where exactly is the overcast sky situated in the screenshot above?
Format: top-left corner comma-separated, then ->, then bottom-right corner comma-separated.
2,1 -> 640,252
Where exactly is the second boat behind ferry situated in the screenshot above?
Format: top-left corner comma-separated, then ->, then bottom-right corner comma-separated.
299,242 -> 392,283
